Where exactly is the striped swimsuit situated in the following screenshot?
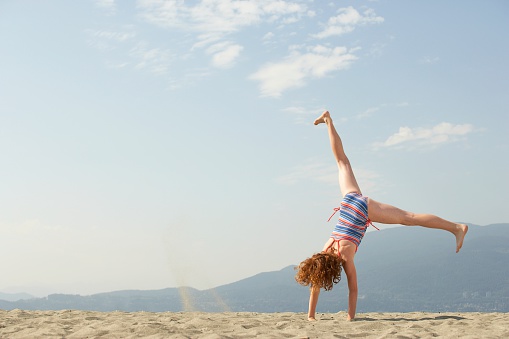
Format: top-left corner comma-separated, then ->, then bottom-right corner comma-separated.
327,192 -> 377,253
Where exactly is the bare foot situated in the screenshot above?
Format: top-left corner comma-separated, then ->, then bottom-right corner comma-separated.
314,110 -> 330,125
454,224 -> 468,253
307,317 -> 316,321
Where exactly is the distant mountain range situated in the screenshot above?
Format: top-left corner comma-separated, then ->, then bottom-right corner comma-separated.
0,292 -> 33,302
1,223 -> 508,313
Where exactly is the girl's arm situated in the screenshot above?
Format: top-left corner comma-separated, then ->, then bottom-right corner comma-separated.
307,286 -> 320,321
343,260 -> 358,320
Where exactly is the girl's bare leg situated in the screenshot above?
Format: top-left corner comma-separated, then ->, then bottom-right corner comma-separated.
314,111 -> 361,197
368,198 -> 468,253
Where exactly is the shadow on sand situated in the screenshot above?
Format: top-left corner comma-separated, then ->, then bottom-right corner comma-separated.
356,315 -> 467,322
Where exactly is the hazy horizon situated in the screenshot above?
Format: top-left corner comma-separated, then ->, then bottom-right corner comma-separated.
1,222 -> 505,298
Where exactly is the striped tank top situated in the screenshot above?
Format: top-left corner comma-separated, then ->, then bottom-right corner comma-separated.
329,192 -> 375,251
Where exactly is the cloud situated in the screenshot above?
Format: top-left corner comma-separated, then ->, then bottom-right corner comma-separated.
419,56 -> 440,64
356,102 -> 409,119
312,6 -> 384,39
86,29 -> 136,43
85,28 -> 175,75
249,45 -> 358,97
130,42 -> 174,75
137,0 -> 309,36
206,42 -> 243,68
136,0 -> 312,73
88,3 -> 383,90
375,122 -> 474,149
262,32 -> 275,43
357,106 -> 380,119
85,28 -> 136,51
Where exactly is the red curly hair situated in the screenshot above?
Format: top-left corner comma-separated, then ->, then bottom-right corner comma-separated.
295,252 -> 344,291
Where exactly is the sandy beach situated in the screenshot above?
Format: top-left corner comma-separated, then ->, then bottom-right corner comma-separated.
1,310 -> 508,338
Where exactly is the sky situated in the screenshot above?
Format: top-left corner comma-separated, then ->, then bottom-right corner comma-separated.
0,0 -> 508,297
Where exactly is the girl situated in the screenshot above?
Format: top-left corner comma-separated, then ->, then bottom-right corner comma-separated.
295,111 -> 468,321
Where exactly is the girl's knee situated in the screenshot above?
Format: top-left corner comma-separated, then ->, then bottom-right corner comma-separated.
401,212 -> 416,226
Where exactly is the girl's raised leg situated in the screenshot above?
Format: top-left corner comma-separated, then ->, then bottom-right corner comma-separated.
367,198 -> 468,253
314,111 -> 361,197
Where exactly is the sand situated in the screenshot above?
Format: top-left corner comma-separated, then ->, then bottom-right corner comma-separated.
0,310 -> 508,338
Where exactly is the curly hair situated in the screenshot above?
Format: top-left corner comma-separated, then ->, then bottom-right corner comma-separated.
294,252 -> 344,291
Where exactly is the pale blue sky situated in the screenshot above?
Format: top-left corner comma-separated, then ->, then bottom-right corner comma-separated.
0,0 -> 508,297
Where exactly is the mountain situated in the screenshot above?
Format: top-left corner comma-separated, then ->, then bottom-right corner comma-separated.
1,223 -> 508,313
0,292 -> 34,302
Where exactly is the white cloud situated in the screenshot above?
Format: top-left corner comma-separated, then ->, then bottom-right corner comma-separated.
206,42 -> 243,68
396,102 -> 409,107
136,1 -> 311,73
85,28 -> 136,52
249,45 -> 358,97
85,28 -> 176,75
130,42 -> 174,75
368,41 -> 386,58
167,67 -> 213,91
89,29 -> 136,42
262,31 -> 275,43
281,106 -> 310,115
137,0 -> 309,35
356,102 -> 410,119
105,61 -> 130,69
191,33 -> 223,50
89,3 -> 383,89
375,122 -> 474,149
312,6 -> 384,39
357,106 -> 380,119
419,56 -> 440,64
136,0 -> 182,27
